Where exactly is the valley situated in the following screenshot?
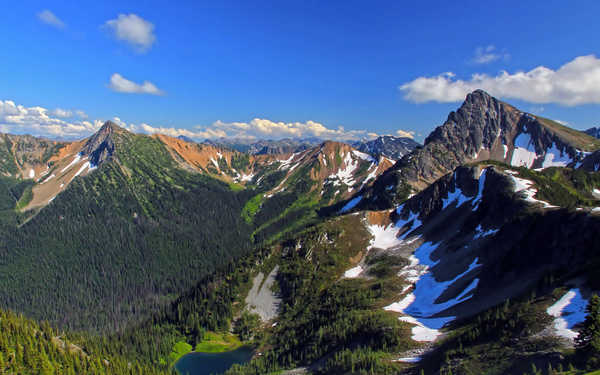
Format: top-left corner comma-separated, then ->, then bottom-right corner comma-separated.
0,91 -> 599,375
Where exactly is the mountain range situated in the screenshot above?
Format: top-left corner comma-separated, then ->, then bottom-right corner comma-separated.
0,90 -> 599,375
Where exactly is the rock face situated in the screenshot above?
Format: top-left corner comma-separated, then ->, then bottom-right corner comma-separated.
584,127 -> 600,139
353,135 -> 420,160
355,90 -> 600,209
79,121 -> 121,166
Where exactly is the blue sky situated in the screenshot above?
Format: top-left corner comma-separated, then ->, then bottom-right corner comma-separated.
1,0 -> 600,142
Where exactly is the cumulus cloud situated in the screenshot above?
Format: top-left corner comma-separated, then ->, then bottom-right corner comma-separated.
37,10 -> 65,29
400,55 -> 600,106
123,118 -> 380,142
0,100 -> 101,138
108,73 -> 164,95
132,123 -> 227,139
104,14 -> 156,52
52,108 -> 73,118
471,45 -> 508,64
0,100 -> 379,143
395,129 -> 415,139
197,118 -> 377,141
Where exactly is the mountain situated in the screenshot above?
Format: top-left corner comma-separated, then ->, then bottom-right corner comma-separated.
0,133 -> 66,179
205,137 -> 321,155
352,135 -> 420,160
202,162 -> 600,374
0,122 -> 261,332
2,92 -> 600,375
0,121 -> 397,333
585,126 -> 600,138
356,90 -> 600,210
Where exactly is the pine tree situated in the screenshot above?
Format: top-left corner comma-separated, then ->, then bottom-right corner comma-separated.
576,294 -> 600,353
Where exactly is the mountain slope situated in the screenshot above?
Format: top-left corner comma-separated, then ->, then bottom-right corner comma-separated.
356,90 -> 600,210
353,135 -> 420,160
585,127 -> 600,139
246,141 -> 395,241
217,162 -> 600,374
0,122 -> 258,332
0,121 -> 399,333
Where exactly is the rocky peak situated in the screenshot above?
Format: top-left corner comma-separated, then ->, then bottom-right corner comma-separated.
80,121 -> 126,166
353,135 -> 420,160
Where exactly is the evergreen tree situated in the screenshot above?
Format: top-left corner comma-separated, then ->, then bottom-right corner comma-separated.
576,294 -> 600,366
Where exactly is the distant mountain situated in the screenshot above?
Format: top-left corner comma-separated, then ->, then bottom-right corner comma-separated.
0,122 -> 400,331
176,135 -> 196,143
584,126 -> 600,139
205,137 -> 321,155
352,135 -> 420,160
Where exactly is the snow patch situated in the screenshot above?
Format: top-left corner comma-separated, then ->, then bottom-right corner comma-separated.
542,143 -> 573,168
340,195 -> 362,213
471,169 -> 487,210
385,242 -> 481,342
509,175 -> 558,208
73,161 -> 90,178
344,265 -> 363,278
546,288 -> 588,340
328,152 -> 360,186
61,154 -> 82,172
278,153 -> 297,170
352,150 -> 376,163
394,356 -> 421,363
511,133 -> 537,168
442,181 -> 471,209
367,224 -> 402,250
473,225 -> 499,239
240,173 -> 254,182
41,174 -> 56,184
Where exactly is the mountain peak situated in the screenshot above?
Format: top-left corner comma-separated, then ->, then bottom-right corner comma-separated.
99,120 -> 126,134
80,121 -> 126,166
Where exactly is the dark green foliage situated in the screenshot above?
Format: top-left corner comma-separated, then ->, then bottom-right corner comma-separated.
234,312 -> 261,341
577,294 -> 600,369
0,308 -> 170,375
231,154 -> 251,172
0,133 -> 256,333
225,217 -> 415,374
316,348 -> 399,375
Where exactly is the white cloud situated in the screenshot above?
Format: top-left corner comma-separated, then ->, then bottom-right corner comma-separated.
396,129 -> 415,139
37,10 -> 65,29
75,110 -> 88,119
123,118 -> 380,142
104,14 -> 156,52
134,123 -> 227,139
400,55 -> 600,106
108,73 -> 164,95
0,100 -> 378,143
52,108 -> 73,118
197,118 -> 377,141
471,45 -> 508,64
0,100 -> 101,138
